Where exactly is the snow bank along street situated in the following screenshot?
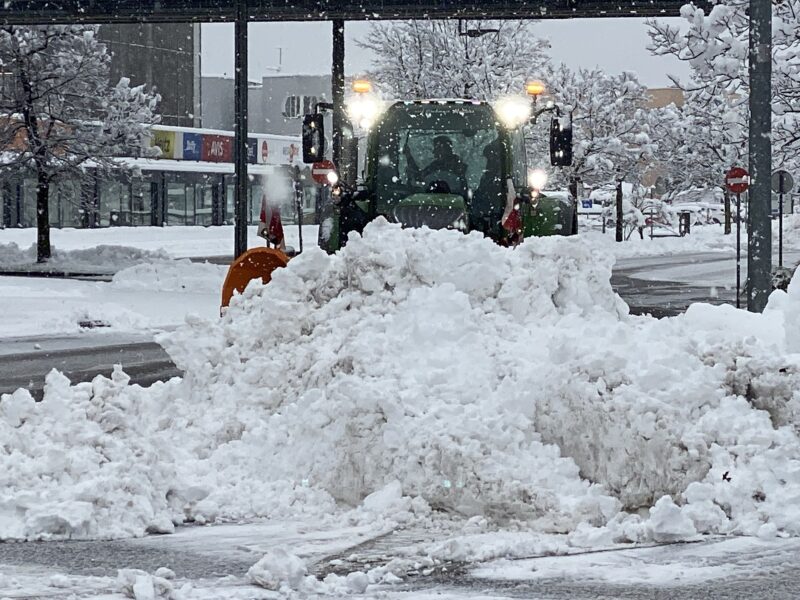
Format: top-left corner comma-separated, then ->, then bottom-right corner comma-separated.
2,220 -> 800,596
0,225 -> 315,337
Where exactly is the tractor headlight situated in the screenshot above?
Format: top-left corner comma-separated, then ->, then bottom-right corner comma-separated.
347,96 -> 382,130
494,96 -> 532,128
528,168 -> 548,191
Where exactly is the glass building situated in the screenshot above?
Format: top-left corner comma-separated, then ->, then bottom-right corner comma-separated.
1,126 -> 320,229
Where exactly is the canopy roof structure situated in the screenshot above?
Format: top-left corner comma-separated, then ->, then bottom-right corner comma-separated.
0,0 -> 709,24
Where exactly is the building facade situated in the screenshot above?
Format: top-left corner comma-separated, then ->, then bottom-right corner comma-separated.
202,74 -> 331,136
1,125 -> 316,230
99,23 -> 202,128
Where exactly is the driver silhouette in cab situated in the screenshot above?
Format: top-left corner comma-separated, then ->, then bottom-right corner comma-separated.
404,135 -> 467,195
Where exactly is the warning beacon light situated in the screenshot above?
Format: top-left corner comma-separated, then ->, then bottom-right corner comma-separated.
347,79 -> 381,129
352,79 -> 373,94
525,80 -> 546,97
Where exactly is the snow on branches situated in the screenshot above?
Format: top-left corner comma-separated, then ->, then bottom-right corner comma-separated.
648,0 -> 800,172
541,66 -> 659,189
358,20 -> 550,101
0,25 -> 159,261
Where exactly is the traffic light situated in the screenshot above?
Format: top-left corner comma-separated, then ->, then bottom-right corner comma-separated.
550,117 -> 573,167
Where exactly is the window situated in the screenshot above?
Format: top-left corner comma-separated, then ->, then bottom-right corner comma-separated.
510,128 -> 528,190
167,181 -> 188,225
99,181 -> 131,226
195,177 -> 215,226
373,103 -> 504,217
283,95 -> 319,118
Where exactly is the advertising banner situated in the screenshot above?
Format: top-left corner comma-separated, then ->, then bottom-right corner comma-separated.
182,132 -> 202,161
202,134 -> 233,162
152,130 -> 177,159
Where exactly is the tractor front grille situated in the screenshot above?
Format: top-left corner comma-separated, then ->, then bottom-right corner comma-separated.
393,205 -> 465,230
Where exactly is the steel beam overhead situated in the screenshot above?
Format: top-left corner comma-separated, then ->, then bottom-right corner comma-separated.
0,1 -> 712,24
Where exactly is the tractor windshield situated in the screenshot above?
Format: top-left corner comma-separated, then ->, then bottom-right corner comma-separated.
372,102 -> 506,231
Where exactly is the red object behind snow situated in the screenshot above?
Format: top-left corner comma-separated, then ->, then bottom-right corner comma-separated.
260,196 -> 285,246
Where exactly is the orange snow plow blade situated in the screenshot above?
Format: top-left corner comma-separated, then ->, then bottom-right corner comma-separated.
220,247 -> 289,314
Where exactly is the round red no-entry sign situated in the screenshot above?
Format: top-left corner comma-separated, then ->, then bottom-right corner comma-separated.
725,167 -> 749,194
311,160 -> 337,185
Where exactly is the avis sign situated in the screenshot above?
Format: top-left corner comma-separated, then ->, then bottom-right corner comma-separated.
201,135 -> 232,162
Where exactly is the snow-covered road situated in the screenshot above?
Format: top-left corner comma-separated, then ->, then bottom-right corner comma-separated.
2,524 -> 800,598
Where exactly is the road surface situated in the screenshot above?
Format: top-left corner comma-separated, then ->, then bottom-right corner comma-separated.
0,333 -> 179,399
0,522 -> 799,598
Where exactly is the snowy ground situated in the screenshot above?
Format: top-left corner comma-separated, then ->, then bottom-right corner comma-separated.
0,226 -> 315,337
3,528 -> 800,598
0,224 -> 319,261
1,218 -> 795,339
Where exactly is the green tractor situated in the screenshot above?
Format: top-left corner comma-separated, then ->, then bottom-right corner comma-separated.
220,82 -> 576,312
302,81 -> 576,253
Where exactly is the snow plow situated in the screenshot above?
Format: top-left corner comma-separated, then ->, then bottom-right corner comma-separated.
221,79 -> 575,312
220,247 -> 289,312
220,191 -> 292,313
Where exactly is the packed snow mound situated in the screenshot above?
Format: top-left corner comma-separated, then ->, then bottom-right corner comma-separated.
0,241 -> 169,270
162,220 -> 626,524
4,220 -> 800,545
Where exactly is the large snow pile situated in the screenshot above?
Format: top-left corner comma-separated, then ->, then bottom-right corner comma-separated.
2,220 -> 800,545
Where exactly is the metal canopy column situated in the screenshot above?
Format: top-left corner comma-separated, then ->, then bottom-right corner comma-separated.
331,19 -> 345,171
234,0 -> 248,258
747,0 -> 772,312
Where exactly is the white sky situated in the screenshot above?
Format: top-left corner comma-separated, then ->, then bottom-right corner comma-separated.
201,18 -> 690,88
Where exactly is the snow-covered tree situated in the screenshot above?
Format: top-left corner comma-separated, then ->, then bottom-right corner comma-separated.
647,95 -> 746,196
0,25 -> 159,262
536,66 -> 658,190
358,20 -> 550,101
648,0 -> 800,174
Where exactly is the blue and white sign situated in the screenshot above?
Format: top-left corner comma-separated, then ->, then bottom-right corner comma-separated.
182,133 -> 202,161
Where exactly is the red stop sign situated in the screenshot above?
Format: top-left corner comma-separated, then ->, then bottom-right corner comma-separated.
311,160 -> 337,185
725,167 -> 749,194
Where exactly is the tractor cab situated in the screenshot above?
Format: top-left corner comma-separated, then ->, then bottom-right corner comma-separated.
303,81 -> 575,253
374,100 -> 509,238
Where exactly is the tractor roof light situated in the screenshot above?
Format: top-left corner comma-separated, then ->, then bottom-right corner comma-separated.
352,79 -> 373,94
525,80 -> 546,97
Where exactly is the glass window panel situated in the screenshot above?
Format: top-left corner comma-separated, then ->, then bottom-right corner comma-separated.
167,181 -> 187,225
195,177 -> 214,226
22,178 -> 37,227
130,177 -> 151,226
